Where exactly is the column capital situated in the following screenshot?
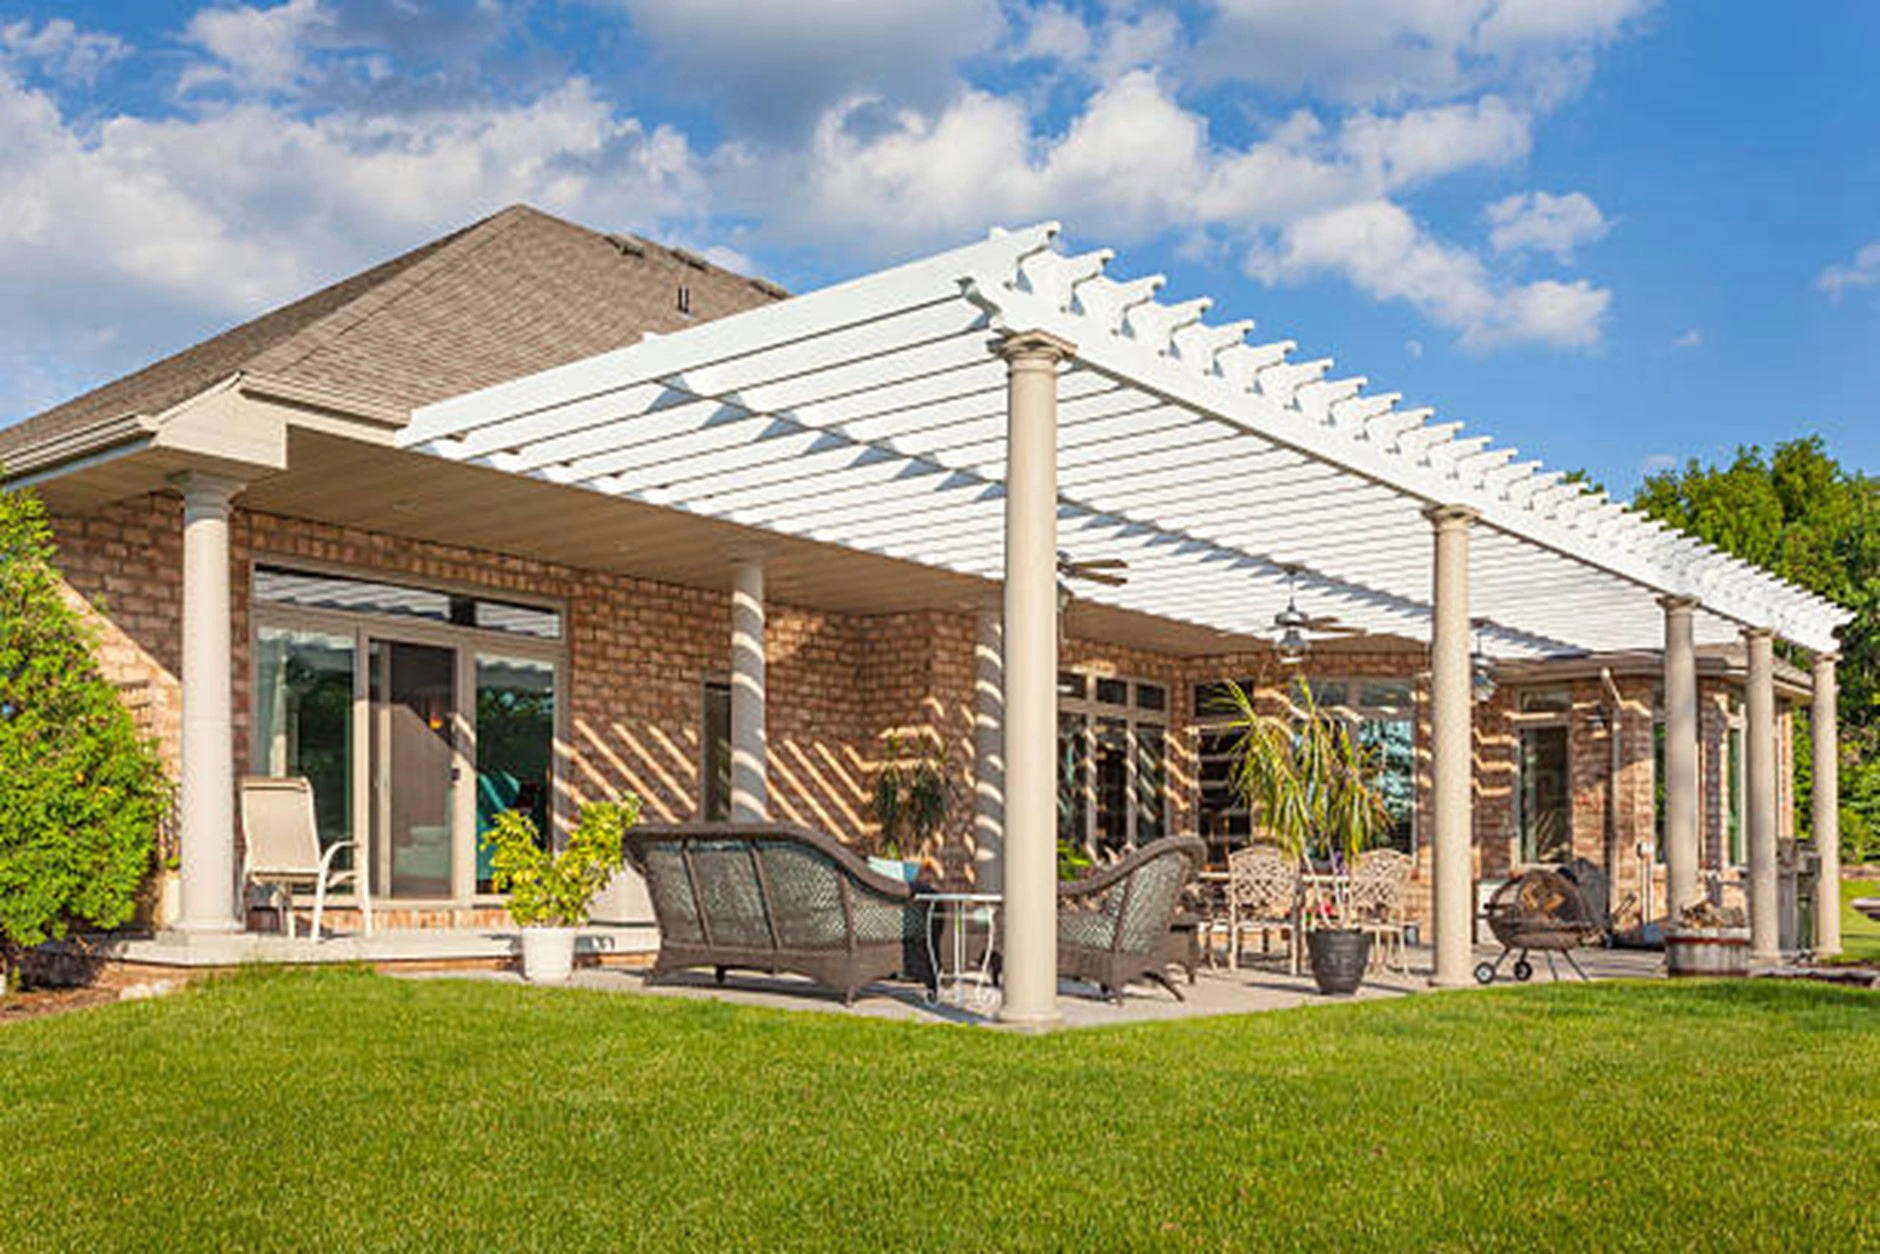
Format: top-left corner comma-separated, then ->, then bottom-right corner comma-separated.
168,470 -> 245,510
995,328 -> 1077,367
724,543 -> 771,569
1742,625 -> 1777,643
1422,503 -> 1479,530
1814,650 -> 1842,671
1656,594 -> 1698,615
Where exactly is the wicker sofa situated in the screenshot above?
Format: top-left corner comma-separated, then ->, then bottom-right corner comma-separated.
625,822 -> 934,1004
1056,836 -> 1207,1002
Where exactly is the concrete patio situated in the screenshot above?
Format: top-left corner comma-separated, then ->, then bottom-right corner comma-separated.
405,942 -> 1670,1030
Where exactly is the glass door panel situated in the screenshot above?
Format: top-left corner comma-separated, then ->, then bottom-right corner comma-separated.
1518,724 -> 1572,865
253,627 -> 355,850
1132,725 -> 1166,844
1094,716 -> 1130,856
371,640 -> 458,899
1057,711 -> 1089,851
475,654 -> 556,893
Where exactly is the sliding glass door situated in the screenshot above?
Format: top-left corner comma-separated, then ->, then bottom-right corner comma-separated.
372,640 -> 458,900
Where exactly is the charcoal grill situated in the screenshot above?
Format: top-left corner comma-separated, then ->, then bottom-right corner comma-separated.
1473,870 -> 1605,984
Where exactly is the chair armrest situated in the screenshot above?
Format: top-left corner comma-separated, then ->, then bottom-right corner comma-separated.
318,840 -> 358,874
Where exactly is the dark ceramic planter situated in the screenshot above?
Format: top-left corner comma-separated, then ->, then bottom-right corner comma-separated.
1307,928 -> 1372,995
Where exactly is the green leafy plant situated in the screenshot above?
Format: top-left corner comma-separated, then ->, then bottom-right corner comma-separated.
869,734 -> 952,860
0,482 -> 170,990
1215,678 -> 1390,879
482,797 -> 640,928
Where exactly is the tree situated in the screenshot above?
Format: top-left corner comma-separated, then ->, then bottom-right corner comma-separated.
1634,436 -> 1880,862
0,483 -> 170,988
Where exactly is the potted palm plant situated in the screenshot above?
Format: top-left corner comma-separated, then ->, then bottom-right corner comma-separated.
483,796 -> 640,982
867,734 -> 951,883
1218,678 -> 1390,994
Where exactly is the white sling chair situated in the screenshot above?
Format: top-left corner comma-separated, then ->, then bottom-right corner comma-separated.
240,776 -> 372,940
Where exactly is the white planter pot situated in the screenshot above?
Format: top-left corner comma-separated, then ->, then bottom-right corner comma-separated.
519,925 -> 577,983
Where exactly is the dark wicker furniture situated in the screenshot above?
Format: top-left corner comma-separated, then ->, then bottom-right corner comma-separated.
626,821 -> 934,1004
1056,836 -> 1207,1002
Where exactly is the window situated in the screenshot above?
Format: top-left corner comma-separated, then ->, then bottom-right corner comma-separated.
474,655 -> 555,893
1058,672 -> 1166,857
255,565 -> 561,640
702,679 -> 732,821
1518,724 -> 1572,864
1194,677 -> 1418,864
253,627 -> 355,849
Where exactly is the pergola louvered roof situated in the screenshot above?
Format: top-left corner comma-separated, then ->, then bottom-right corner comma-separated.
400,223 -> 1849,658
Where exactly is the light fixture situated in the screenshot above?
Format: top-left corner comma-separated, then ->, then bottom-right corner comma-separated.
1272,568 -> 1311,668
1470,624 -> 1496,703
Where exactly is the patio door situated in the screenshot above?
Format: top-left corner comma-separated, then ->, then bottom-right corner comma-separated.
371,640 -> 460,900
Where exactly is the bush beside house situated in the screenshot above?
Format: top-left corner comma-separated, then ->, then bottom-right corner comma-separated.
0,484 -> 169,989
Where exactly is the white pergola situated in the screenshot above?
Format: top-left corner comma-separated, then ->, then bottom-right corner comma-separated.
401,222 -> 1851,1021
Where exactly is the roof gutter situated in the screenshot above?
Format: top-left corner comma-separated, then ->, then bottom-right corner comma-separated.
0,412 -> 159,489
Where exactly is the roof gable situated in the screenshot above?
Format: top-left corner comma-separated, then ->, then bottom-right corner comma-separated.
0,205 -> 783,460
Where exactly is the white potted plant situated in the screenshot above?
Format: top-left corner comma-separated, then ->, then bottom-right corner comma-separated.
1218,677 -> 1390,994
483,797 -> 640,983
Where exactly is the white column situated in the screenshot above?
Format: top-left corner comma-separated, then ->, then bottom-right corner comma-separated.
1745,627 -> 1779,964
729,556 -> 768,823
1426,504 -> 1476,988
172,472 -> 244,933
973,600 -> 1005,894
1813,652 -> 1842,957
1660,595 -> 1701,921
997,329 -> 1073,1030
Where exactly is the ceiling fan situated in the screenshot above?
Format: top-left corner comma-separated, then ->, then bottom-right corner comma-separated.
1270,566 -> 1360,664
1056,551 -> 1129,589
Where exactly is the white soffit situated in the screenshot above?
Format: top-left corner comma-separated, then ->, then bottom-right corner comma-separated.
402,224 -> 1849,657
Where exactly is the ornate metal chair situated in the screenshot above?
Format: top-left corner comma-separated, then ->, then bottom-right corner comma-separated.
1226,844 -> 1298,968
1346,848 -> 1412,974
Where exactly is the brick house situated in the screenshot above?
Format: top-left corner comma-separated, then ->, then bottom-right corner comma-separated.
1,206 -> 1848,1008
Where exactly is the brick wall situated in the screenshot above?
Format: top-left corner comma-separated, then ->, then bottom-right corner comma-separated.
48,489 -> 1802,931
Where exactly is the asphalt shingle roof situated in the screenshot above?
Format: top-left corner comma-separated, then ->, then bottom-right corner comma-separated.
0,204 -> 784,460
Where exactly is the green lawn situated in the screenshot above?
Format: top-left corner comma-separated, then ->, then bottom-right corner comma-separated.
1841,876 -> 1880,962
1,970 -> 1876,1252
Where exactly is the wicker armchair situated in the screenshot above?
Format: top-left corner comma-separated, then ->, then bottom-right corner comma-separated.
625,822 -> 934,1004
1056,836 -> 1206,1003
1346,848 -> 1412,974
1226,844 -> 1298,968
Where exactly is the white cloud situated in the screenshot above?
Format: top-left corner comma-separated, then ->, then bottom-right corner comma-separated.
1406,338 -> 1425,358
0,18 -> 128,85
1195,0 -> 1658,107
1817,241 -> 1880,298
1639,452 -> 1677,477
1015,4 -> 1092,63
1672,327 -> 1701,349
1484,189 -> 1609,261
180,0 -> 330,94
1249,200 -> 1609,349
618,0 -> 1006,137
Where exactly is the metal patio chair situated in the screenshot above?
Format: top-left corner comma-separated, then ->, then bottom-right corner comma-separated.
1226,844 -> 1298,968
239,776 -> 371,940
1346,848 -> 1412,974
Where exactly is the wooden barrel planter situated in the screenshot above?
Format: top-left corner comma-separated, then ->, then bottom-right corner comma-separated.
1665,927 -> 1750,978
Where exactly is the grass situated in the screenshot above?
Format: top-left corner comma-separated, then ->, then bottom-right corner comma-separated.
1840,876 -> 1880,963
1,970 -> 1876,1252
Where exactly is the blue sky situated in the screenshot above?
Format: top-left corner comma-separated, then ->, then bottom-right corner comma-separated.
1,1 -> 1876,495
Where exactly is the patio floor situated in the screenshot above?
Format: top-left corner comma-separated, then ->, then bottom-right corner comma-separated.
405,942 -> 1670,1029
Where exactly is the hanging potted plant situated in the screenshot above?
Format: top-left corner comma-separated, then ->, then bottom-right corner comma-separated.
1219,678 -> 1390,995
868,734 -> 951,883
483,796 -> 640,982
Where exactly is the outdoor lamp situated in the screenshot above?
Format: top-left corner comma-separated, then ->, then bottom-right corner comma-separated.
1470,646 -> 1496,703
1276,624 -> 1310,667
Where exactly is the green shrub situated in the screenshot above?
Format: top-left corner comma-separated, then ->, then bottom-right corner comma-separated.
481,797 -> 640,927
0,484 -> 170,987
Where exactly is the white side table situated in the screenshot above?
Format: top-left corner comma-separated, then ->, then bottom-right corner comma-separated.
915,891 -> 1001,1011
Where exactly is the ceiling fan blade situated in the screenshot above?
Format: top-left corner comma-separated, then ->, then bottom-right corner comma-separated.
1310,623 -> 1366,637
1070,558 -> 1129,571
1076,571 -> 1129,587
